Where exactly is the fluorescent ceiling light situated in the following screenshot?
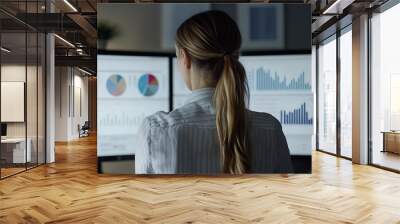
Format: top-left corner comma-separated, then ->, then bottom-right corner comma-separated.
323,0 -> 343,14
78,67 -> 92,76
63,0 -> 78,12
322,0 -> 355,15
54,34 -> 75,48
1,47 -> 11,53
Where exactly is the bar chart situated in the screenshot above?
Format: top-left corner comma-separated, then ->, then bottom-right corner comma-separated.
240,55 -> 313,155
255,68 -> 311,90
249,94 -> 314,136
240,54 -> 312,93
280,102 -> 313,125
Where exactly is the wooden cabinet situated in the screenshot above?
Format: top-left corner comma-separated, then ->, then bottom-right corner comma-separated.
382,132 -> 400,154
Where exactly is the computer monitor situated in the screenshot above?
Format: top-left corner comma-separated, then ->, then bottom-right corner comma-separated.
172,57 -> 191,109
172,54 -> 313,155
239,54 -> 313,155
97,51 -> 170,157
1,123 -> 7,137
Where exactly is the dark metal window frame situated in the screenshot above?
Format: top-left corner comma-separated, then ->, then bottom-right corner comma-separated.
0,0 -> 47,180
316,0 -> 400,173
315,23 -> 353,161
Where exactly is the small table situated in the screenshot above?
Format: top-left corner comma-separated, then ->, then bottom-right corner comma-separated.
1,138 -> 32,163
381,131 -> 400,154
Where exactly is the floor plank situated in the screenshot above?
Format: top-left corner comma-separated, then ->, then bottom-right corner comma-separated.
0,135 -> 399,223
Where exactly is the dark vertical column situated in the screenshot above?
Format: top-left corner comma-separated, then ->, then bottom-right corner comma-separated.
36,0 -> 39,167
316,44 -> 320,150
337,29 -> 341,157
0,22 -> 2,179
367,12 -> 373,165
25,0 -> 28,171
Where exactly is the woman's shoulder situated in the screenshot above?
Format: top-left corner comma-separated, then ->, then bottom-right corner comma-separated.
142,111 -> 175,128
247,110 -> 282,130
142,106 -> 191,128
142,103 -> 214,129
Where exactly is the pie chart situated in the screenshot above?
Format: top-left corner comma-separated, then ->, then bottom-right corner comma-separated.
138,73 -> 159,97
106,74 -> 126,96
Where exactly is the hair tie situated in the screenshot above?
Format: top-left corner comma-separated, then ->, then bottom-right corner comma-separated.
222,50 -> 239,58
222,52 -> 231,59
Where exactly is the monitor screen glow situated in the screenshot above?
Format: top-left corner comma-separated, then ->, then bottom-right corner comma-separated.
173,54 -> 314,155
97,54 -> 170,157
240,54 -> 313,155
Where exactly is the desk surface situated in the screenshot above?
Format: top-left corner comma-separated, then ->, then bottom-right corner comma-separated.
381,131 -> 400,134
1,138 -> 27,143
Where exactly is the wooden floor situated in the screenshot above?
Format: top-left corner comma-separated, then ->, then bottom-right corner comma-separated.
1,135 -> 400,223
0,167 -> 26,178
372,150 -> 400,171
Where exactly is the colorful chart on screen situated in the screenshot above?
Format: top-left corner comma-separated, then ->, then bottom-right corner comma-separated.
97,54 -> 169,157
138,73 -> 159,96
106,74 -> 126,96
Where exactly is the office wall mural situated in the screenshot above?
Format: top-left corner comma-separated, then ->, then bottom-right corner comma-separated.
97,3 -> 312,174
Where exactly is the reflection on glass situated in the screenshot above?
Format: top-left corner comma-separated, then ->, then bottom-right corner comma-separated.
340,30 -> 352,158
1,32 -> 27,177
318,37 -> 337,154
0,1 -> 46,179
371,4 -> 400,171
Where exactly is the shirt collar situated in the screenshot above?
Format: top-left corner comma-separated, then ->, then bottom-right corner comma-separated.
184,87 -> 215,105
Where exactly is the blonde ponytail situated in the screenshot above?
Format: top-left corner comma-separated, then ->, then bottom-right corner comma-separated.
214,55 -> 249,174
176,10 -> 250,174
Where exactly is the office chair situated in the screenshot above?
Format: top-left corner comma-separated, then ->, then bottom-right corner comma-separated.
79,121 -> 90,138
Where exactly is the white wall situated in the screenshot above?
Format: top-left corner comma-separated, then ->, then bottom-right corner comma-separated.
71,73 -> 89,138
55,66 -> 68,141
1,65 -> 35,138
55,67 -> 89,141
1,63 -> 46,164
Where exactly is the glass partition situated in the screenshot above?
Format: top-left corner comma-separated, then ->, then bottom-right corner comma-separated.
339,28 -> 352,158
317,36 -> 337,154
0,1 -> 46,179
370,3 -> 400,171
1,30 -> 28,177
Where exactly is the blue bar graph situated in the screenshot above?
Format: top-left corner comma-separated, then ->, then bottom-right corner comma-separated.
255,68 -> 311,90
280,102 -> 313,125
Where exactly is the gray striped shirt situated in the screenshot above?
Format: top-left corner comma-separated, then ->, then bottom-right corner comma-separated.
135,88 -> 293,174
